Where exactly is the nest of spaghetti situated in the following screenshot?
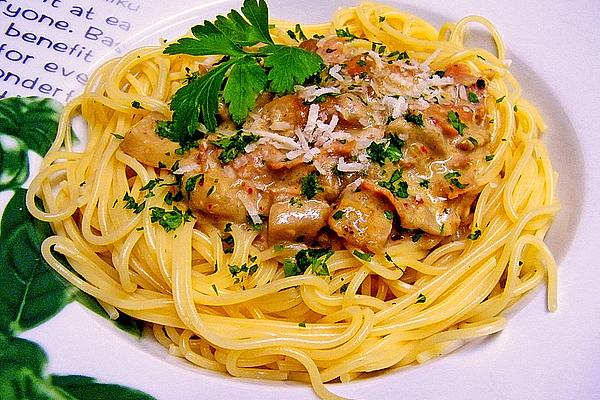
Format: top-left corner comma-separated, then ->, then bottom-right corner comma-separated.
27,2 -> 558,399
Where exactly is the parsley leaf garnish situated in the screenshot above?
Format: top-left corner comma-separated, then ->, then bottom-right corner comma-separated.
415,293 -> 427,303
163,0 -> 323,136
263,45 -> 324,94
378,169 -> 409,198
223,56 -> 268,123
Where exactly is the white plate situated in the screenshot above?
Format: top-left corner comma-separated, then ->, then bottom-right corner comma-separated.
11,0 -> 600,399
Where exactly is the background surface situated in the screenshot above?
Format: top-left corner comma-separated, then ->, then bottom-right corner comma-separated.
3,0 -> 599,399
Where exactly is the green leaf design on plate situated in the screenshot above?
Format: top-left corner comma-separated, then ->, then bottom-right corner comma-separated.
50,375 -> 156,400
0,189 -> 75,336
0,96 -> 143,337
0,188 -> 145,338
0,333 -> 157,400
0,95 -> 155,399
0,97 -> 62,191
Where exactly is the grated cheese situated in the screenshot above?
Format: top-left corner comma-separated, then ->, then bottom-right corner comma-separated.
298,85 -> 341,102
236,192 -> 262,224
328,64 -> 344,81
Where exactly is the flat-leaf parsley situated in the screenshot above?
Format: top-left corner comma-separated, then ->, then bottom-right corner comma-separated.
163,0 -> 323,139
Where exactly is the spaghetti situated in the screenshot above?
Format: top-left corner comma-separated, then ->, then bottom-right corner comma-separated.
27,2 -> 558,399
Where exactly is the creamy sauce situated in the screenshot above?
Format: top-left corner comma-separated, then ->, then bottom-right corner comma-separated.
121,37 -> 495,252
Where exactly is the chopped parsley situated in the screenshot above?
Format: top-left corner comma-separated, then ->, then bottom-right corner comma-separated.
378,169 -> 409,198
433,70 -> 445,78
229,261 -> 259,284
123,193 -> 145,214
211,131 -> 259,164
447,110 -> 467,135
340,283 -> 349,293
164,190 -> 184,205
467,229 -> 482,240
419,179 -> 430,189
110,133 -> 125,140
162,0 -> 324,140
485,154 -> 495,161
357,59 -> 367,67
384,210 -> 394,220
185,173 -> 204,193
298,322 -> 306,327
415,293 -> 427,304
289,197 -> 303,207
300,172 -> 323,199
207,185 -> 216,197
332,210 -> 345,220
366,134 -> 405,166
411,231 -> 424,242
384,252 -> 403,271
397,51 -> 409,60
140,178 -> 163,198
496,95 -> 506,103
273,244 -> 285,251
379,16 -> 386,22
476,78 -> 486,89
336,27 -> 358,40
295,24 -> 308,41
155,120 -> 180,143
468,91 -> 479,103
131,100 -> 143,109
246,215 -> 264,231
404,111 -> 424,127
283,248 -> 334,277
149,206 -> 193,232
444,171 -> 468,189
353,250 -> 373,262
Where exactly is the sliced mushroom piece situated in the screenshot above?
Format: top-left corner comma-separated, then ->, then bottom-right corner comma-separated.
120,113 -> 181,168
328,190 -> 393,252
268,199 -> 331,243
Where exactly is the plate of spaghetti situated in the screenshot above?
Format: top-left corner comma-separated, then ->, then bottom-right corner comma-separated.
6,0 -> 599,399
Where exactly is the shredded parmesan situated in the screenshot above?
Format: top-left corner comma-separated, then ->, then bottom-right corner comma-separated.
383,96 -> 408,118
172,162 -> 200,175
329,64 -> 344,81
298,85 -> 340,102
337,157 -> 368,172
236,192 -> 262,224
